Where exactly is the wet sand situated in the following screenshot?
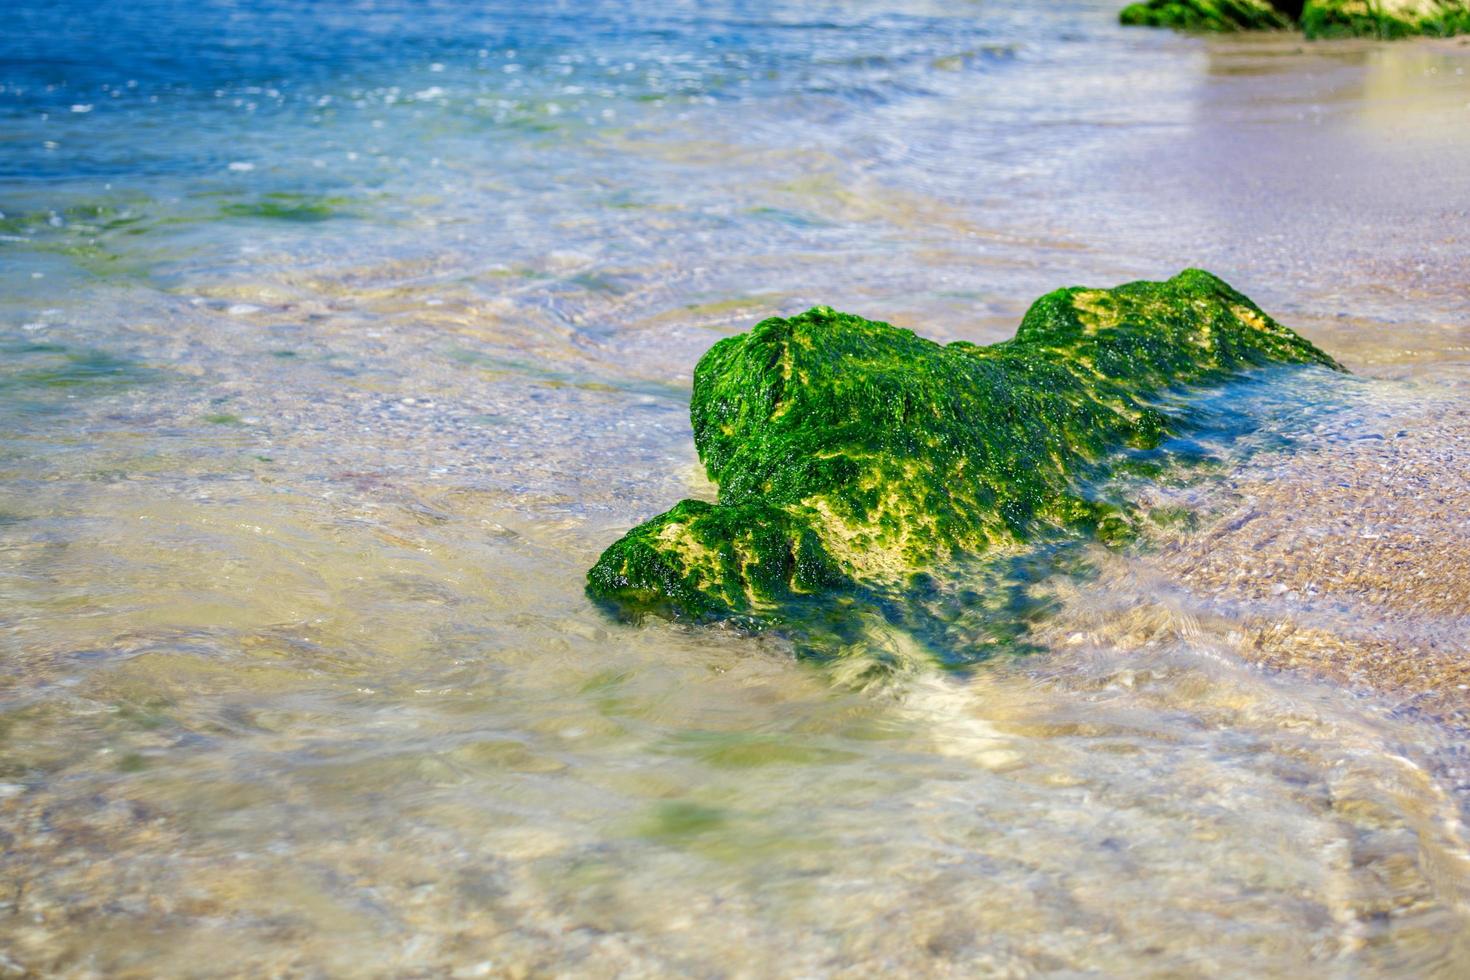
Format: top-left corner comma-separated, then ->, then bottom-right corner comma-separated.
1037,380 -> 1470,726
1153,388 -> 1470,722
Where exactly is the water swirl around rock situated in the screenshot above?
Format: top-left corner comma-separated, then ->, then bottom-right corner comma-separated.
588,269 -> 1341,671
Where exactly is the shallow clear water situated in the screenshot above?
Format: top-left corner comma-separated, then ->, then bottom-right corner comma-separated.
3,1 -> 1470,975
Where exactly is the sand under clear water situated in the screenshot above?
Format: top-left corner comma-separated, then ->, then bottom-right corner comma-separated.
2,2 -> 1470,975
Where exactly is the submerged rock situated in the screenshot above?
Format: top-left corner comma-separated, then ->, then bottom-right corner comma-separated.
1120,0 -> 1470,37
587,270 -> 1340,630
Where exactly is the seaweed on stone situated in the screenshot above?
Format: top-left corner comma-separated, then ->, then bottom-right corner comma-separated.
587,270 -> 1340,665
1120,0 -> 1295,32
1299,0 -> 1470,38
1121,0 -> 1470,38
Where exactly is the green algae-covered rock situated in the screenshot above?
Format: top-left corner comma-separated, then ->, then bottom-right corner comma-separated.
1121,0 -> 1470,37
1301,0 -> 1470,38
587,270 -> 1340,629
1119,0 -> 1295,32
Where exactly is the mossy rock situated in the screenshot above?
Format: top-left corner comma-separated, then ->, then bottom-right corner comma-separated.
587,270 -> 1340,639
1300,0 -> 1470,38
1121,0 -> 1470,37
1120,0 -> 1295,32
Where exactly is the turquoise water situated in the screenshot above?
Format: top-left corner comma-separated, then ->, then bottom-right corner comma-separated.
4,2 -> 1470,975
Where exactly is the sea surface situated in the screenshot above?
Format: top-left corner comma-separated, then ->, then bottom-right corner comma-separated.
3,1 -> 1470,975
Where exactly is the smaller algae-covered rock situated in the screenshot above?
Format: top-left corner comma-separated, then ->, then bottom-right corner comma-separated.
1121,0 -> 1470,36
1300,0 -> 1470,38
587,270 -> 1340,632
1120,0 -> 1295,32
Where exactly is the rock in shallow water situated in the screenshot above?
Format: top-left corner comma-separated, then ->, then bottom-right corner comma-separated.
1120,0 -> 1296,33
1120,0 -> 1470,38
1301,0 -> 1470,37
587,269 -> 1340,631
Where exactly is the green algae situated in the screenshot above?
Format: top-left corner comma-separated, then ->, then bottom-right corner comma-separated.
0,201 -> 164,281
1300,0 -> 1470,38
219,193 -> 350,222
1120,0 -> 1295,32
3,190 -> 354,285
116,752 -> 150,773
0,200 -> 152,239
638,801 -> 728,842
0,345 -> 161,396
586,270 -> 1340,658
1121,0 -> 1470,37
